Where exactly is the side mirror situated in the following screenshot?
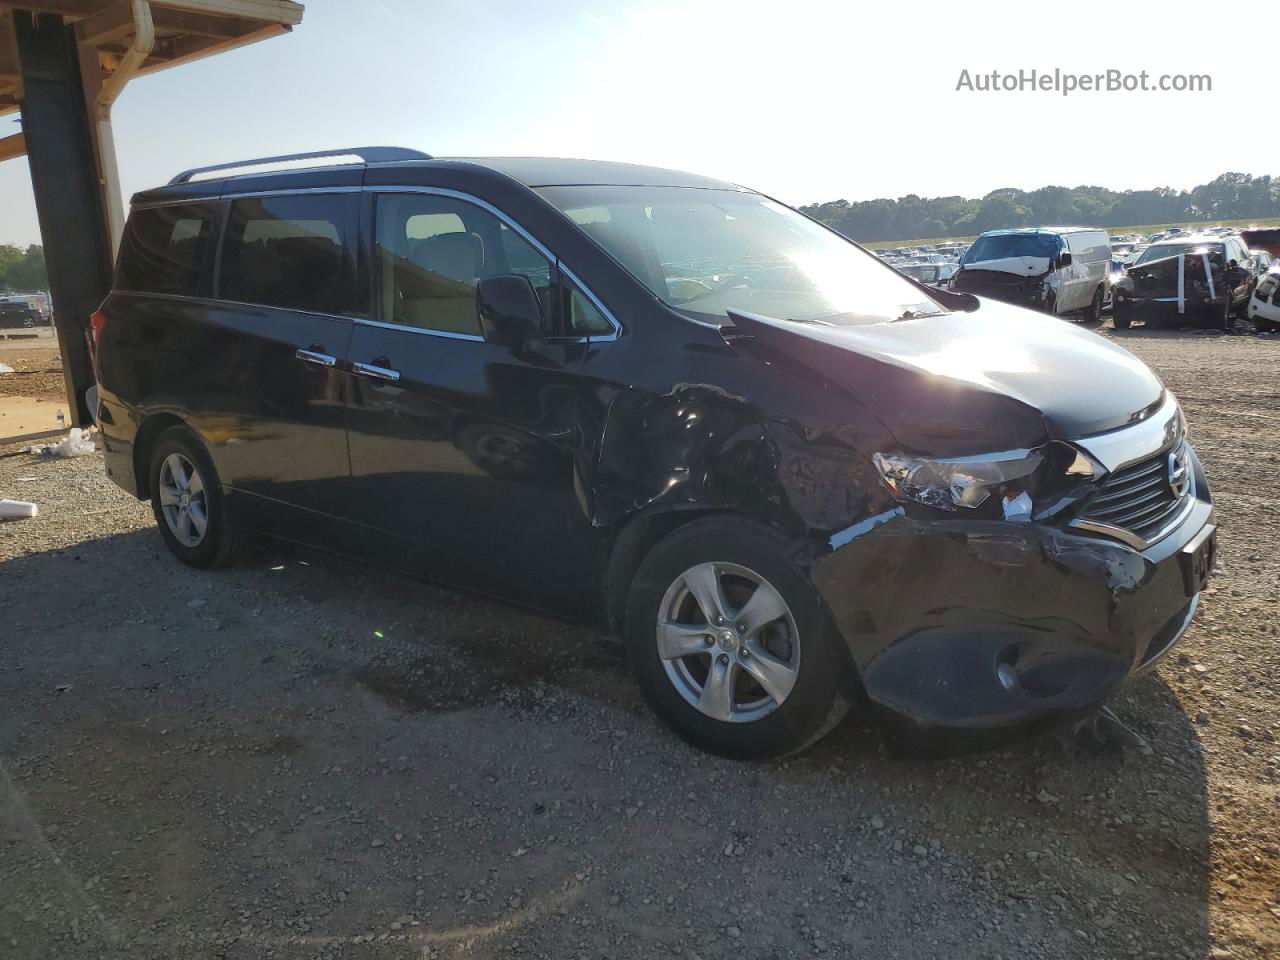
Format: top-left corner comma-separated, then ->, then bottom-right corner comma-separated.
1057,251 -> 1073,268
477,275 -> 543,347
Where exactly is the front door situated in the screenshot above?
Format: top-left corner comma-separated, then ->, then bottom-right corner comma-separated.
342,190 -> 602,617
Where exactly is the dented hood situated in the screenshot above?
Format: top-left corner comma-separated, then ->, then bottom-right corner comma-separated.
958,255 -> 1051,277
727,300 -> 1164,452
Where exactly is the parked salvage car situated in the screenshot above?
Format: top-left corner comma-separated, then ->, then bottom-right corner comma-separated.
898,261 -> 957,288
91,147 -> 1217,759
1247,267 -> 1280,332
0,296 -> 42,329
1240,227 -> 1280,258
1113,235 -> 1255,330
949,227 -> 1112,321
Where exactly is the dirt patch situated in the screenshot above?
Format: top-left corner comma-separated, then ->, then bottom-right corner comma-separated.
0,341 -> 67,403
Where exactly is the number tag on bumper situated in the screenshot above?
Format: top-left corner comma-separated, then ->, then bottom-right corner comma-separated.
1179,523 -> 1217,597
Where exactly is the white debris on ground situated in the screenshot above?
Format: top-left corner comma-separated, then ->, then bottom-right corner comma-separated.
0,498 -> 38,519
24,426 -> 96,458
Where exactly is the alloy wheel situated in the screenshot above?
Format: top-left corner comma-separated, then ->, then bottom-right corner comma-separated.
656,562 -> 800,723
157,452 -> 209,547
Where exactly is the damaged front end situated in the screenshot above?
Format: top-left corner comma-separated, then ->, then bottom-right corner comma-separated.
809,395 -> 1213,757
949,261 -> 1055,311
707,310 -> 1213,756
1114,252 -> 1231,328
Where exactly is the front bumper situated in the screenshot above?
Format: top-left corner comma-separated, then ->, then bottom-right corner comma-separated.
811,449 -> 1214,756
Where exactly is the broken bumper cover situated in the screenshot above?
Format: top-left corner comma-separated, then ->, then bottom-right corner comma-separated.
951,277 -> 1050,310
811,450 -> 1214,756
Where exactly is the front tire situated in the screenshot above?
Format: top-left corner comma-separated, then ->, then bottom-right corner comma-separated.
625,517 -> 848,760
148,425 -> 244,569
1112,298 -> 1132,329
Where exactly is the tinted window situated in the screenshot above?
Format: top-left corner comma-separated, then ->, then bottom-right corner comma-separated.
116,204 -> 218,295
219,194 -> 361,314
568,286 -> 613,335
374,194 -> 553,335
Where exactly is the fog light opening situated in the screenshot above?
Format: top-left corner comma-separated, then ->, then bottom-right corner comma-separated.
996,661 -> 1020,693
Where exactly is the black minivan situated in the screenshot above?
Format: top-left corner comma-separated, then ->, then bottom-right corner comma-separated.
93,147 -> 1217,759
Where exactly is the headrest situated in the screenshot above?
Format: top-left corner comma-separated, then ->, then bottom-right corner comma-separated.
411,232 -> 482,284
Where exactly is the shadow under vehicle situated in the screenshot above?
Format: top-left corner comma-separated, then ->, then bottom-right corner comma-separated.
91,147 -> 1217,760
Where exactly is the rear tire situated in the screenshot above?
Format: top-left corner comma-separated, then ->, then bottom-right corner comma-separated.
625,517 -> 848,760
1084,285 -> 1104,323
148,425 -> 244,569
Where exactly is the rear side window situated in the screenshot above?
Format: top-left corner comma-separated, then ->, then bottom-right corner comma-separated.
219,193 -> 362,315
116,204 -> 218,295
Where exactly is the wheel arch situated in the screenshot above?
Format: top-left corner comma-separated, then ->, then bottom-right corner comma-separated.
131,412 -> 188,500
604,504 -> 731,638
604,504 -> 868,709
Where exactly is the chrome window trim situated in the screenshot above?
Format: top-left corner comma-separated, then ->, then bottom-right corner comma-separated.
351,316 -> 483,342
559,261 -> 621,341
1071,393 -> 1182,473
128,197 -> 222,211
365,185 -> 623,342
131,186 -> 364,210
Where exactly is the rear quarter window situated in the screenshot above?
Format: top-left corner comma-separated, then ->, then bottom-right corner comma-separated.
116,204 -> 219,296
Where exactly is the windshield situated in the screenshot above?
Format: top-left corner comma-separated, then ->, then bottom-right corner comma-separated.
1135,242 -> 1223,266
961,232 -> 1060,264
536,185 -> 946,326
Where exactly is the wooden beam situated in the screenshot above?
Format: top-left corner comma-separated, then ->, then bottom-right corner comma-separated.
156,0 -> 302,27
1,0 -> 115,20
135,20 -> 286,74
73,0 -> 130,47
0,129 -> 25,161
151,6 -> 249,39
0,10 -> 20,101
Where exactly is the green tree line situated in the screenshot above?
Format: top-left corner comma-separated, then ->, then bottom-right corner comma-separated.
799,172 -> 1280,243
0,244 -> 48,292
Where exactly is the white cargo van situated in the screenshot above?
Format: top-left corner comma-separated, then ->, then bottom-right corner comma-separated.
949,227 -> 1112,320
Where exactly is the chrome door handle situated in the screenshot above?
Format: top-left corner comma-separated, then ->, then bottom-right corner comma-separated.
295,348 -> 336,367
352,361 -> 401,382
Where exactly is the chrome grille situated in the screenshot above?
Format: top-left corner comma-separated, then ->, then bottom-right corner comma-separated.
1078,443 -> 1190,545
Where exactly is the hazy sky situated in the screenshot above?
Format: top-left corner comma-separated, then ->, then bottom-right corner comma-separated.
0,0 -> 1260,246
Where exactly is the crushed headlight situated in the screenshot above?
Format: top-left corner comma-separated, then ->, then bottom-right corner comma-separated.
872,449 -> 1044,513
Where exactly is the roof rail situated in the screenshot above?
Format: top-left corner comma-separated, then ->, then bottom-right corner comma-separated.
168,146 -> 433,185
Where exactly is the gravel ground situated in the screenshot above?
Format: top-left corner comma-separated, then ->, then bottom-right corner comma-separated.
1,325 -> 1277,960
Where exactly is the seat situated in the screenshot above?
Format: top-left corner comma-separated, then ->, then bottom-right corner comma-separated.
399,232 -> 484,334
